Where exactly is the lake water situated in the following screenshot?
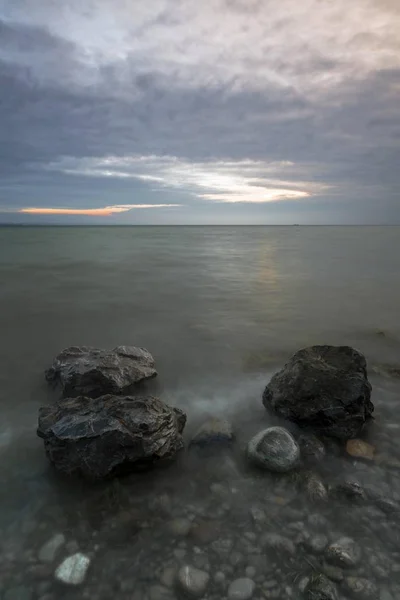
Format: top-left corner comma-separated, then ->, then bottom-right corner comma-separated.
1,226 -> 400,600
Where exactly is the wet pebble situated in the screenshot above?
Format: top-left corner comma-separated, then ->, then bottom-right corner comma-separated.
345,577 -> 379,600
304,574 -> 338,600
325,537 -> 361,568
168,518 -> 192,536
38,533 -> 66,563
260,533 -> 295,555
305,534 -> 329,554
177,565 -> 210,598
54,552 -> 91,585
3,586 -> 33,600
160,566 -> 177,588
247,427 -> 300,472
227,578 -> 256,600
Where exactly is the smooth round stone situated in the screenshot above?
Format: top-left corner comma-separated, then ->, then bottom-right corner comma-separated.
54,553 -> 91,585
247,427 -> 300,472
228,578 -> 256,600
177,565 -> 210,598
345,577 -> 379,599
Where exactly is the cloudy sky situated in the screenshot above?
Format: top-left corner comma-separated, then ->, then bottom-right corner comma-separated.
0,0 -> 399,224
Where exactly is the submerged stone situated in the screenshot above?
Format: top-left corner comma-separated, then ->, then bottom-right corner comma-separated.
247,426 -> 300,472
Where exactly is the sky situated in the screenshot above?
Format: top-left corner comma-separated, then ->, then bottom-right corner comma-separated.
0,0 -> 399,225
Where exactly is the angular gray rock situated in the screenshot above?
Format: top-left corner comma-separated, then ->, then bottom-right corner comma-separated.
37,394 -> 186,479
247,426 -> 300,472
325,537 -> 361,568
190,418 -> 234,448
177,565 -> 210,597
304,574 -> 338,600
54,553 -> 91,585
262,345 -> 373,439
45,345 -> 157,398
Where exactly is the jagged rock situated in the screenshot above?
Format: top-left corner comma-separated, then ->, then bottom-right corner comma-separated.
190,418 -> 234,449
45,345 -> 157,398
37,394 -> 186,479
325,537 -> 361,568
247,426 -> 300,472
330,480 -> 368,503
262,345 -> 373,439
304,574 -> 338,600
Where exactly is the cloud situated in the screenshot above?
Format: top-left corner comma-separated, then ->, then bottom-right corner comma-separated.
0,0 -> 399,223
45,154 -> 328,203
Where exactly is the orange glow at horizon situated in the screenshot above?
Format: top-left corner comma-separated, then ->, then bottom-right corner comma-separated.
19,204 -> 179,216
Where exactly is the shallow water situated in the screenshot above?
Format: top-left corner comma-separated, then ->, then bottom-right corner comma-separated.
1,225 -> 400,600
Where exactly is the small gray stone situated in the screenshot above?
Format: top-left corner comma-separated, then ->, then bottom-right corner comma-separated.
228,578 -> 256,600
260,533 -> 295,555
190,418 -> 234,448
38,533 -> 66,563
245,566 -> 256,578
321,564 -> 344,583
247,427 -> 300,473
177,565 -> 210,598
168,518 -> 192,536
160,566 -> 177,588
298,576 -> 310,593
148,585 -> 174,600
325,538 -> 361,568
305,534 -> 329,554
345,577 -> 379,600
3,586 -> 33,600
174,549 -> 187,560
304,574 -> 338,600
214,571 -> 226,584
211,538 -> 234,556
54,552 -> 91,585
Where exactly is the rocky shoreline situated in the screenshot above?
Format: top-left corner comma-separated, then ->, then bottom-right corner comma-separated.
2,344 -> 400,600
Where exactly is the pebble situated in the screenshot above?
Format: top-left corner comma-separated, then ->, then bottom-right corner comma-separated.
247,427 -> 300,472
214,571 -> 226,584
54,553 -> 91,585
160,566 -> 177,588
211,538 -> 234,556
305,574 -> 338,600
38,533 -> 66,563
325,537 -> 362,568
306,534 -> 329,554
227,578 -> 256,600
345,577 -> 379,599
245,566 -> 256,578
168,518 -> 192,536
260,533 -> 295,555
322,564 -> 344,582
3,586 -> 33,600
173,548 -> 187,560
148,585 -> 173,600
177,565 -> 210,597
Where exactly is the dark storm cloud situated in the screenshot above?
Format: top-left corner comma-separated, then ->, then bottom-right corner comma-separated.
0,0 -> 399,222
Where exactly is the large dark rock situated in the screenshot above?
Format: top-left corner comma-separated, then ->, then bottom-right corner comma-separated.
262,345 -> 373,439
45,346 -> 157,398
37,395 -> 186,479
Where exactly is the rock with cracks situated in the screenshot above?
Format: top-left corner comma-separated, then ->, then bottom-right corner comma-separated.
45,345 -> 157,398
37,394 -> 186,479
262,345 -> 373,439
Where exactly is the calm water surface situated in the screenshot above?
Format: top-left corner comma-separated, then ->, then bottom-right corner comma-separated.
1,226 -> 400,599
